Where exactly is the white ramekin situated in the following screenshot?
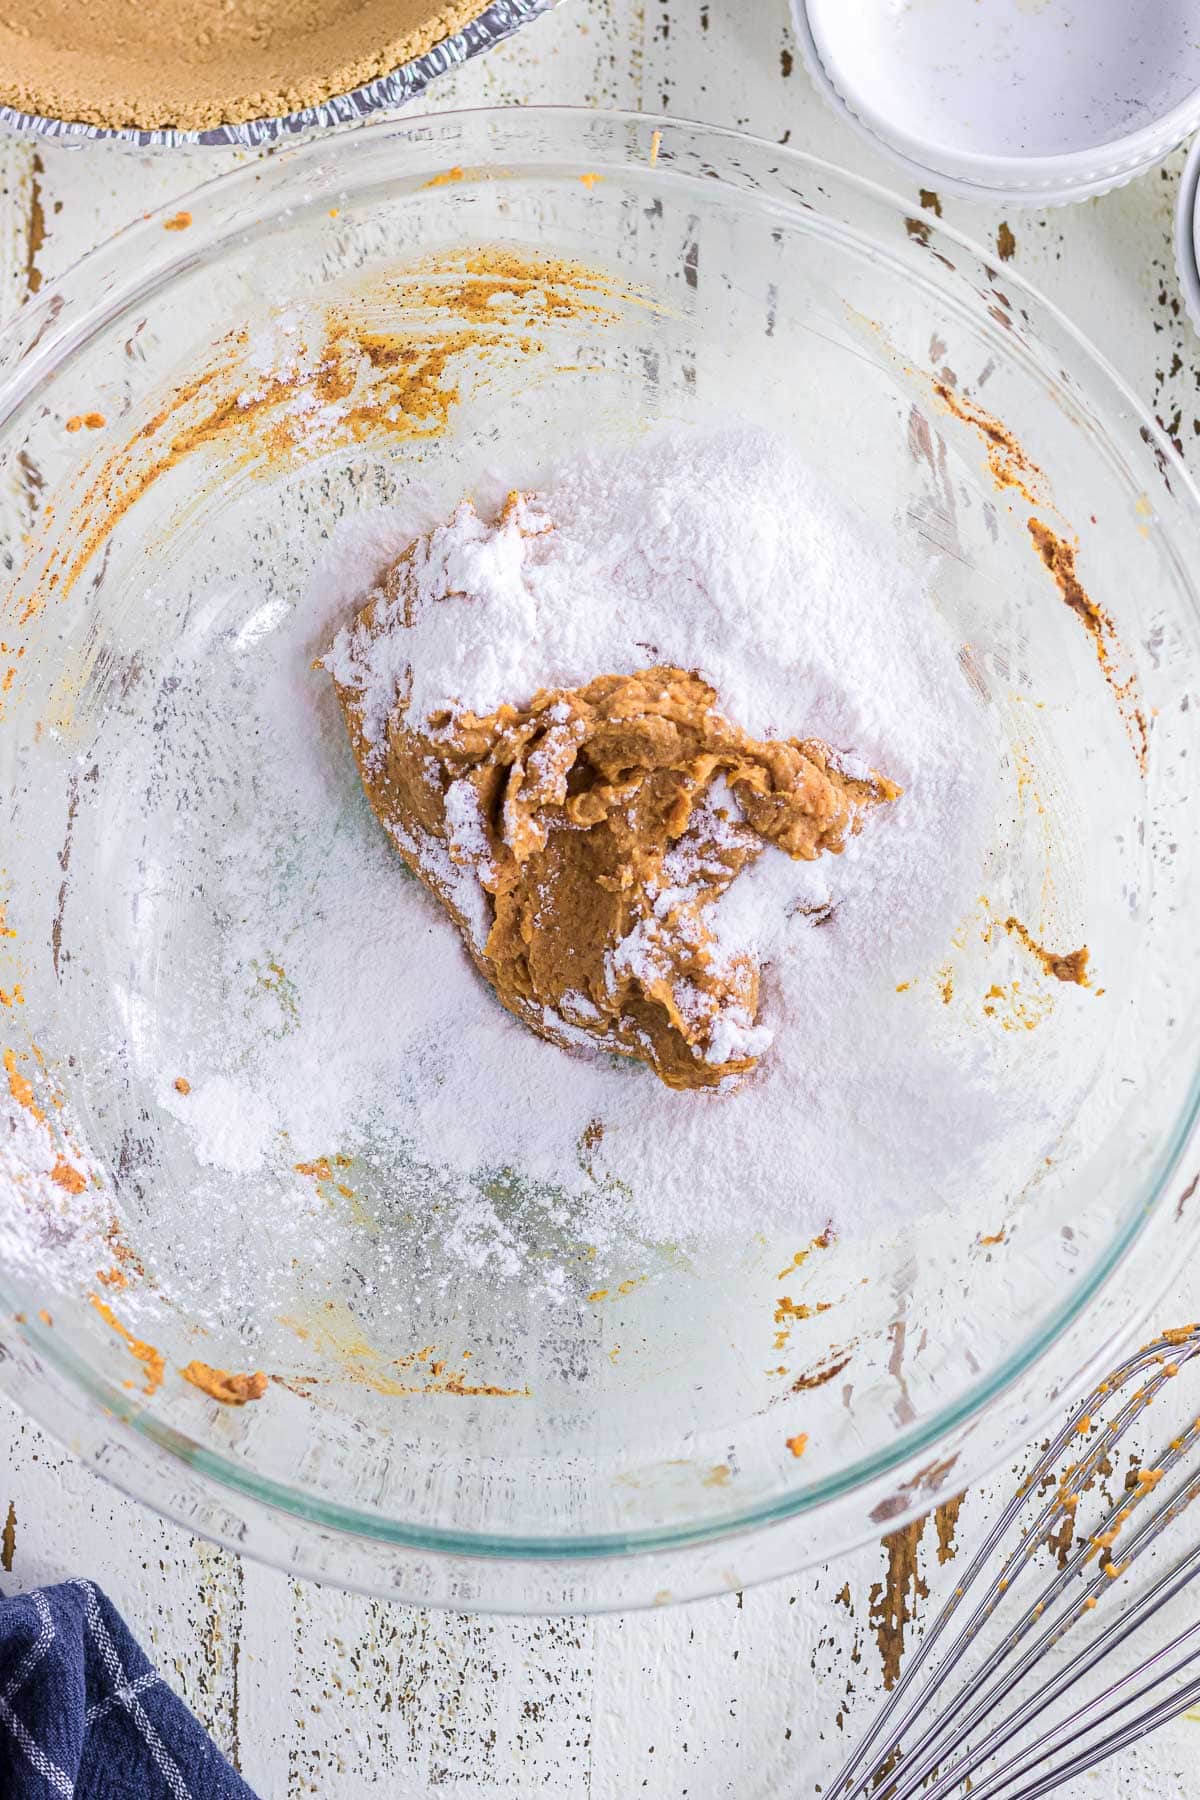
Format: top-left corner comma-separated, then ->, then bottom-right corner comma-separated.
793,0 -> 1200,207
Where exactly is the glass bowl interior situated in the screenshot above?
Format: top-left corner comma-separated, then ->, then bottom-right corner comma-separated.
1,109 -> 1199,1610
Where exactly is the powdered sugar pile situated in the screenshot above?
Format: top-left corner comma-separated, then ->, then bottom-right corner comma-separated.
327,442 -> 929,755
324,424 -> 988,1016
156,425 -> 1024,1274
0,1083 -> 103,1287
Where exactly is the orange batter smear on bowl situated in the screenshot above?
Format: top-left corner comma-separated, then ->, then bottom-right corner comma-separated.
181,1360 -> 268,1405
1003,916 -> 1090,986
88,1294 -> 165,1396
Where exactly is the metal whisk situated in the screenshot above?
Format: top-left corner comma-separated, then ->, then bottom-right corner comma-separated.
829,1323 -> 1200,1800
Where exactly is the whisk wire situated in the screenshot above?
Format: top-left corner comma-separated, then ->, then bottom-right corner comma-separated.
972,1615 -> 1200,1800
993,1662 -> 1200,1800
901,1464 -> 1200,1800
828,1326 -> 1200,1800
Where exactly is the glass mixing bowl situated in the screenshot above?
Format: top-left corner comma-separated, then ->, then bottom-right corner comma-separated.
1,109 -> 1199,1613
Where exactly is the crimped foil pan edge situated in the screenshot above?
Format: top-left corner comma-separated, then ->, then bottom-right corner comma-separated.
0,0 -> 563,149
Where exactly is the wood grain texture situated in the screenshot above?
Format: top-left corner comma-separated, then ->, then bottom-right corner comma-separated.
1,2 -> 1199,1793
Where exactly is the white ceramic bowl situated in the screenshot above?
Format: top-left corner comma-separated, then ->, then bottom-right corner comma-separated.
1175,131 -> 1200,335
795,0 -> 1200,205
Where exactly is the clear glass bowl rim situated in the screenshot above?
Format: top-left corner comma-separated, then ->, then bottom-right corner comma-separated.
2,105 -> 1200,1590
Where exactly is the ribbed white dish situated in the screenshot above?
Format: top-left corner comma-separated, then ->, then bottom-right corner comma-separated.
792,0 -> 1200,206
1174,131 -> 1200,334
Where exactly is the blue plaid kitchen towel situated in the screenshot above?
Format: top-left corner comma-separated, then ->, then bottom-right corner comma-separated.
0,1581 -> 257,1798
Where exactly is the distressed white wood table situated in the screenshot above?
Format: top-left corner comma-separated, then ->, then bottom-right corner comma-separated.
2,4 -> 1199,1794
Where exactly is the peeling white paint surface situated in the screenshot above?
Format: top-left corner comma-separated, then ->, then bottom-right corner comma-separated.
2,2 -> 1200,1793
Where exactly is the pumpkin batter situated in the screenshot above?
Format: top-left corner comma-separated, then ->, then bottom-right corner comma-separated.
332,573 -> 900,1088
180,1360 -> 269,1405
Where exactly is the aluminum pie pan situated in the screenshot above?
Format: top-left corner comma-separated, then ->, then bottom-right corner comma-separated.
0,0 -> 562,149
